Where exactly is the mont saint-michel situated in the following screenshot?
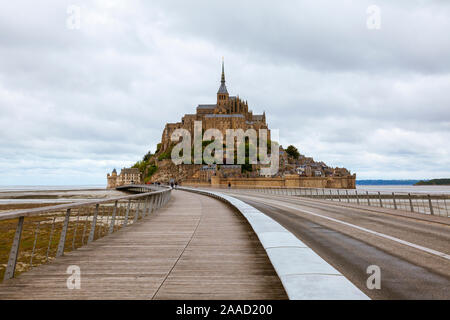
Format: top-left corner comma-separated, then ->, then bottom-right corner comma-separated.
107,61 -> 355,189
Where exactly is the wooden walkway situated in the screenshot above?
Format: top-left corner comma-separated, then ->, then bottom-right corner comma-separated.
0,190 -> 287,299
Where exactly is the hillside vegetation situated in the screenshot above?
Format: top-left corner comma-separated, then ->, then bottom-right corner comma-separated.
414,178 -> 450,186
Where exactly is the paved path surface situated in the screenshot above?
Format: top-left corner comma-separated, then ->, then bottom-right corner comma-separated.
0,190 -> 287,300
218,189 -> 450,300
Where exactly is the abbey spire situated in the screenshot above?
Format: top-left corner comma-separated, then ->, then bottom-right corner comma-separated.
221,58 -> 226,83
217,58 -> 228,95
217,58 -> 229,107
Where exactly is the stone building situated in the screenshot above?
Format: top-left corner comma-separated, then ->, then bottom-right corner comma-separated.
107,167 -> 141,189
199,165 -> 217,182
218,165 -> 242,178
159,60 -> 270,153
198,164 -> 243,182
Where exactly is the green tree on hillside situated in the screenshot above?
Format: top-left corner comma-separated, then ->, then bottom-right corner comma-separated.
143,150 -> 153,162
286,145 -> 300,159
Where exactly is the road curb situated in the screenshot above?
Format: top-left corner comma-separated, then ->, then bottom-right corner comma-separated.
179,187 -> 369,300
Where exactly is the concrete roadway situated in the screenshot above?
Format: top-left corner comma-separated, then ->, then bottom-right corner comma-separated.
218,189 -> 450,299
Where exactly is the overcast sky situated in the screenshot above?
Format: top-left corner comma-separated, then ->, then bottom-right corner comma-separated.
0,0 -> 449,185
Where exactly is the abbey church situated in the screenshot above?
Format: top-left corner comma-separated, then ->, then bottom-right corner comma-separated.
107,61 -> 356,189
159,61 -> 269,152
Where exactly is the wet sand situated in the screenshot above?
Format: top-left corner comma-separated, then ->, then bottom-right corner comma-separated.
0,188 -> 128,213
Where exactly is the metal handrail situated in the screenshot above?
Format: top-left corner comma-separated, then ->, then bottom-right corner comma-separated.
211,186 -> 450,218
0,186 -> 168,221
0,185 -> 172,282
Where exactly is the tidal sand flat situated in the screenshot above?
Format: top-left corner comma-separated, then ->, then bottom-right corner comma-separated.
0,187 -> 128,214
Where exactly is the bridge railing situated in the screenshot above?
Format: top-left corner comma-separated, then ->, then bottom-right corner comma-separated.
208,185 -> 450,218
0,185 -> 171,282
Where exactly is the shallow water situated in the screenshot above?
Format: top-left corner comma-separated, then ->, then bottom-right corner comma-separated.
0,186 -> 127,205
356,185 -> 450,195
0,185 -> 105,192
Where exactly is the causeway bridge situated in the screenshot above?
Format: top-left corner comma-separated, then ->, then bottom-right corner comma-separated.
0,185 -> 449,299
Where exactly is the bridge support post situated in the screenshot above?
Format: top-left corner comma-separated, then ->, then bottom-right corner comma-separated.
428,194 -> 434,215
56,209 -> 71,257
4,216 -> 24,280
356,190 -> 359,205
142,198 -> 148,218
124,199 -> 131,226
147,196 -> 153,215
346,190 -> 350,203
159,193 -> 163,208
108,201 -> 118,234
88,204 -> 99,243
337,190 -> 341,202
409,193 -> 414,212
134,201 -> 140,223
156,194 -> 160,209
392,192 -> 397,210
147,196 -> 153,216
378,192 -> 383,208
153,194 -> 158,210
367,191 -> 370,206
152,194 -> 157,212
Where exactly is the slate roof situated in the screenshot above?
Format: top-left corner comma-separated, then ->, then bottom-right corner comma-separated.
197,104 -> 216,109
217,82 -> 228,94
205,114 -> 244,118
121,168 -> 140,174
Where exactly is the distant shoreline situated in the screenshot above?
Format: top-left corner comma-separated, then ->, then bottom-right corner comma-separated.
414,178 -> 450,186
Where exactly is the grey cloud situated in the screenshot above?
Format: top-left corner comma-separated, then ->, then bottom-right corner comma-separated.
0,0 -> 449,184
152,0 -> 450,74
